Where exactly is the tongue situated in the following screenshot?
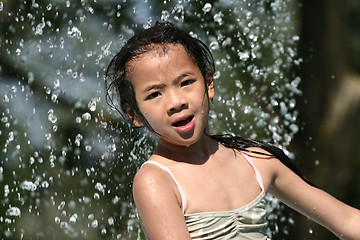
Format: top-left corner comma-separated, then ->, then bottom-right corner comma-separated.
173,117 -> 192,127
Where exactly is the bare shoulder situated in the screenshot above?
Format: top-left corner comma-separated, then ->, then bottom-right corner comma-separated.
241,147 -> 278,166
133,161 -> 174,197
132,159 -> 182,211
239,147 -> 283,188
243,147 -> 287,169
132,161 -> 190,239
242,147 -> 273,158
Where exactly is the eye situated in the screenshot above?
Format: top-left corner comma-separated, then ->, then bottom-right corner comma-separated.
181,79 -> 194,87
146,92 -> 161,100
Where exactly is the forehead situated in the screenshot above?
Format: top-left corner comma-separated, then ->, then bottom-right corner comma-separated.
132,43 -> 193,61
132,43 -> 191,63
127,44 -> 196,77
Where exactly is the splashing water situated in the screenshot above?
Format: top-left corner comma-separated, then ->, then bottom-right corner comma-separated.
0,0 -> 303,239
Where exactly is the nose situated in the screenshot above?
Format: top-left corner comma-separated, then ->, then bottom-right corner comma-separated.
166,90 -> 187,113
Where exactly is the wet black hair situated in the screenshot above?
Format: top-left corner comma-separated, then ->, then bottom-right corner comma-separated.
105,21 -> 315,187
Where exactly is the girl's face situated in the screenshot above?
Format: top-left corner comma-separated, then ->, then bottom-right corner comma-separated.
127,44 -> 214,147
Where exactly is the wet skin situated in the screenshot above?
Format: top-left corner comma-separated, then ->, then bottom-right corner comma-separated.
128,44 -> 215,157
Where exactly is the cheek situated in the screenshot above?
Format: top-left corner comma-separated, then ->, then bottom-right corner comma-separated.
142,108 -> 162,126
143,113 -> 166,135
145,112 -> 161,122
197,91 -> 210,106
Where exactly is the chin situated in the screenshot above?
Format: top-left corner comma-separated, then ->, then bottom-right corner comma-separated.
157,134 -> 197,148
175,134 -> 204,147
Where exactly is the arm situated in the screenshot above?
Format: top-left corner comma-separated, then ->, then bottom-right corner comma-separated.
132,165 -> 192,240
268,158 -> 360,240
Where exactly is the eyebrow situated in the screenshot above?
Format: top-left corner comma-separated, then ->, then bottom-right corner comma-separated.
174,72 -> 191,85
143,72 -> 193,93
145,83 -> 167,93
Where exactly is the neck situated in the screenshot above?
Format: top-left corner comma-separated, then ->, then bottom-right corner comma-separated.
155,133 -> 219,164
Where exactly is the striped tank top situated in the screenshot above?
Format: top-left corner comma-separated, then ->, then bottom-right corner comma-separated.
141,151 -> 268,239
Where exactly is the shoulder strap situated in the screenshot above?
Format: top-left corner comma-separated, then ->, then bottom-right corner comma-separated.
141,160 -> 187,214
240,151 -> 265,192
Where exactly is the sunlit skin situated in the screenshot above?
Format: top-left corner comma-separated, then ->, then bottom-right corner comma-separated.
128,44 -> 360,240
127,44 -> 216,160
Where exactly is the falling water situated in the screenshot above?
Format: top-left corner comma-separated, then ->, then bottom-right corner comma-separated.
0,0 -> 303,239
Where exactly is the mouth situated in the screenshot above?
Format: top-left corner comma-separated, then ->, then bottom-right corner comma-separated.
172,116 -> 194,127
172,115 -> 195,133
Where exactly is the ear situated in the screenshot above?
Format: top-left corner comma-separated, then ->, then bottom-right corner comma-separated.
206,70 -> 215,100
123,103 -> 142,126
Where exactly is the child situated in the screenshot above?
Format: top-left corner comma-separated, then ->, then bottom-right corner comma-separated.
105,21 -> 360,239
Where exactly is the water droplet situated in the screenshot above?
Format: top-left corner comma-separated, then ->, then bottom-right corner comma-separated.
279,102 -> 288,116
20,180 -> 37,191
69,214 -> 78,223
86,51 -> 93,57
161,10 -> 170,22
54,79 -> 60,89
75,116 -> 82,123
108,217 -> 114,225
4,185 -> 9,197
8,131 -> 14,142
3,94 -> 9,103
74,134 -> 83,147
82,112 -> 91,121
88,214 -> 94,220
238,50 -> 250,61
35,17 -> 46,35
28,72 -> 35,84
41,181 -> 49,188
172,3 -> 184,22
6,207 -> 21,217
58,201 -> 66,210
202,3 -> 212,13
55,217 -> 61,224
71,71 -> 78,79
210,40 -> 219,50
60,222 -> 69,229
88,99 -> 97,112
87,6 -> 94,14
95,182 -> 105,193
243,106 -> 253,114
271,0 -> 283,12
101,41 -> 112,56
91,220 -> 98,228
67,26 -> 82,39
48,109 -> 57,124
213,12 -> 223,25
246,11 -> 253,20
51,93 -> 58,103
222,37 -> 232,47
94,193 -> 100,199
46,3 -> 52,11
272,132 -> 281,142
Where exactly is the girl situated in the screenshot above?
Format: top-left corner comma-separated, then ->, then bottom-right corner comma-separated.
105,21 -> 360,239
